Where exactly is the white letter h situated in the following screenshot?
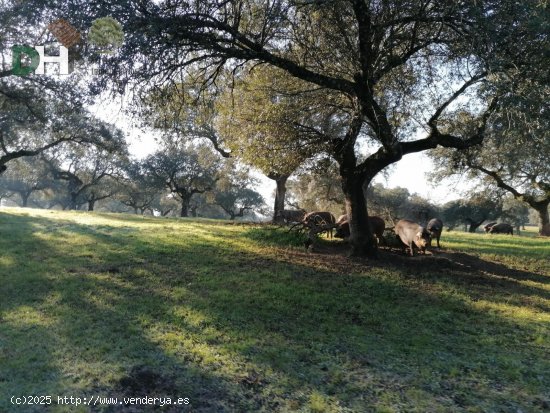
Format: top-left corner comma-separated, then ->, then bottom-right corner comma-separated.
34,45 -> 69,75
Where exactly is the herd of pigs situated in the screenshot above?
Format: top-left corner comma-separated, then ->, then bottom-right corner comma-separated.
279,210 -> 515,256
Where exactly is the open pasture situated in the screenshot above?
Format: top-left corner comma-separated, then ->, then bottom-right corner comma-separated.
1,208 -> 548,412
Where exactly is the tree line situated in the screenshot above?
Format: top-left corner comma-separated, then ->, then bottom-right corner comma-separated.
0,0 -> 548,255
0,138 -> 266,220
0,147 -> 534,236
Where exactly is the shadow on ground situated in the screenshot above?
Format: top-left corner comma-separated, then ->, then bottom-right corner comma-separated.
1,212 -> 548,412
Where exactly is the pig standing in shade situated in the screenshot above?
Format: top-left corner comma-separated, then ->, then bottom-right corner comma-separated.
427,218 -> 443,249
395,219 -> 431,256
335,215 -> 385,244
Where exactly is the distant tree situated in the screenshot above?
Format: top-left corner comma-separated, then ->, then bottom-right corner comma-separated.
501,197 -> 530,234
365,184 -> 438,225
0,157 -> 51,207
144,143 -> 219,217
441,193 -> 503,232
95,198 -> 134,214
81,176 -> 121,212
211,163 -> 264,220
215,66 -> 332,222
404,195 -> 440,225
29,179 -> 73,210
151,191 -> 181,217
366,184 -> 410,224
0,185 -> 12,205
118,160 -> 164,214
42,131 -> 128,211
287,159 -> 345,215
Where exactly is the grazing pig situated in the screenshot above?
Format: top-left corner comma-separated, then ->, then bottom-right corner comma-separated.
303,211 -> 336,238
484,222 -> 497,233
369,216 -> 386,243
488,222 -> 513,235
334,221 -> 350,239
334,215 -> 385,244
395,219 -> 431,256
427,218 -> 443,249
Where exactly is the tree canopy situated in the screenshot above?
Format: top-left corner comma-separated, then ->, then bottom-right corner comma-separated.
86,0 -> 546,256
430,74 -> 550,235
143,142 -> 220,217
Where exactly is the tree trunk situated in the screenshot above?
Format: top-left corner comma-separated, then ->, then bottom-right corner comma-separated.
468,219 -> 485,233
341,173 -> 377,258
88,199 -> 95,211
536,206 -> 550,236
180,197 -> 191,217
20,192 -> 30,207
272,175 -> 288,223
69,193 -> 79,210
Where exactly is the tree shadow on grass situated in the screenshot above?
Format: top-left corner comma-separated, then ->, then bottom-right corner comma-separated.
1,211 -> 549,412
0,213 -> 254,412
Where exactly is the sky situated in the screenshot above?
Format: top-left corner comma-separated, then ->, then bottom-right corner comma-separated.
90,97 -> 465,207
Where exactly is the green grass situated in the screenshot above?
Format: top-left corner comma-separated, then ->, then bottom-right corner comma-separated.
0,207 -> 549,412
442,229 -> 550,274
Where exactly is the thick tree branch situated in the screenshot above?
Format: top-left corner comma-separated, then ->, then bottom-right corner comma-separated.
0,138 -> 71,173
466,162 -> 549,209
352,0 -> 373,77
145,14 -> 357,95
428,72 -> 488,130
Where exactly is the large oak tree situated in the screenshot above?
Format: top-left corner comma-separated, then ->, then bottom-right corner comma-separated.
72,0 -> 545,256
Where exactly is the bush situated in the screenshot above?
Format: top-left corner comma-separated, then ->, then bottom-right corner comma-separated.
241,225 -> 305,247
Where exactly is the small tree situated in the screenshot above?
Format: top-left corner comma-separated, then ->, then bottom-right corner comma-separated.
118,160 -> 164,214
0,157 -> 51,207
211,163 -> 264,220
501,197 -> 530,234
43,136 -> 127,211
441,194 -> 503,232
144,143 -> 219,217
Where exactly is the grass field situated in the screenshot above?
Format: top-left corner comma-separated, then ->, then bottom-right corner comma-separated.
0,207 -> 549,412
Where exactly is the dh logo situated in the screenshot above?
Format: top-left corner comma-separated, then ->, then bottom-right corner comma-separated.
11,45 -> 70,76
